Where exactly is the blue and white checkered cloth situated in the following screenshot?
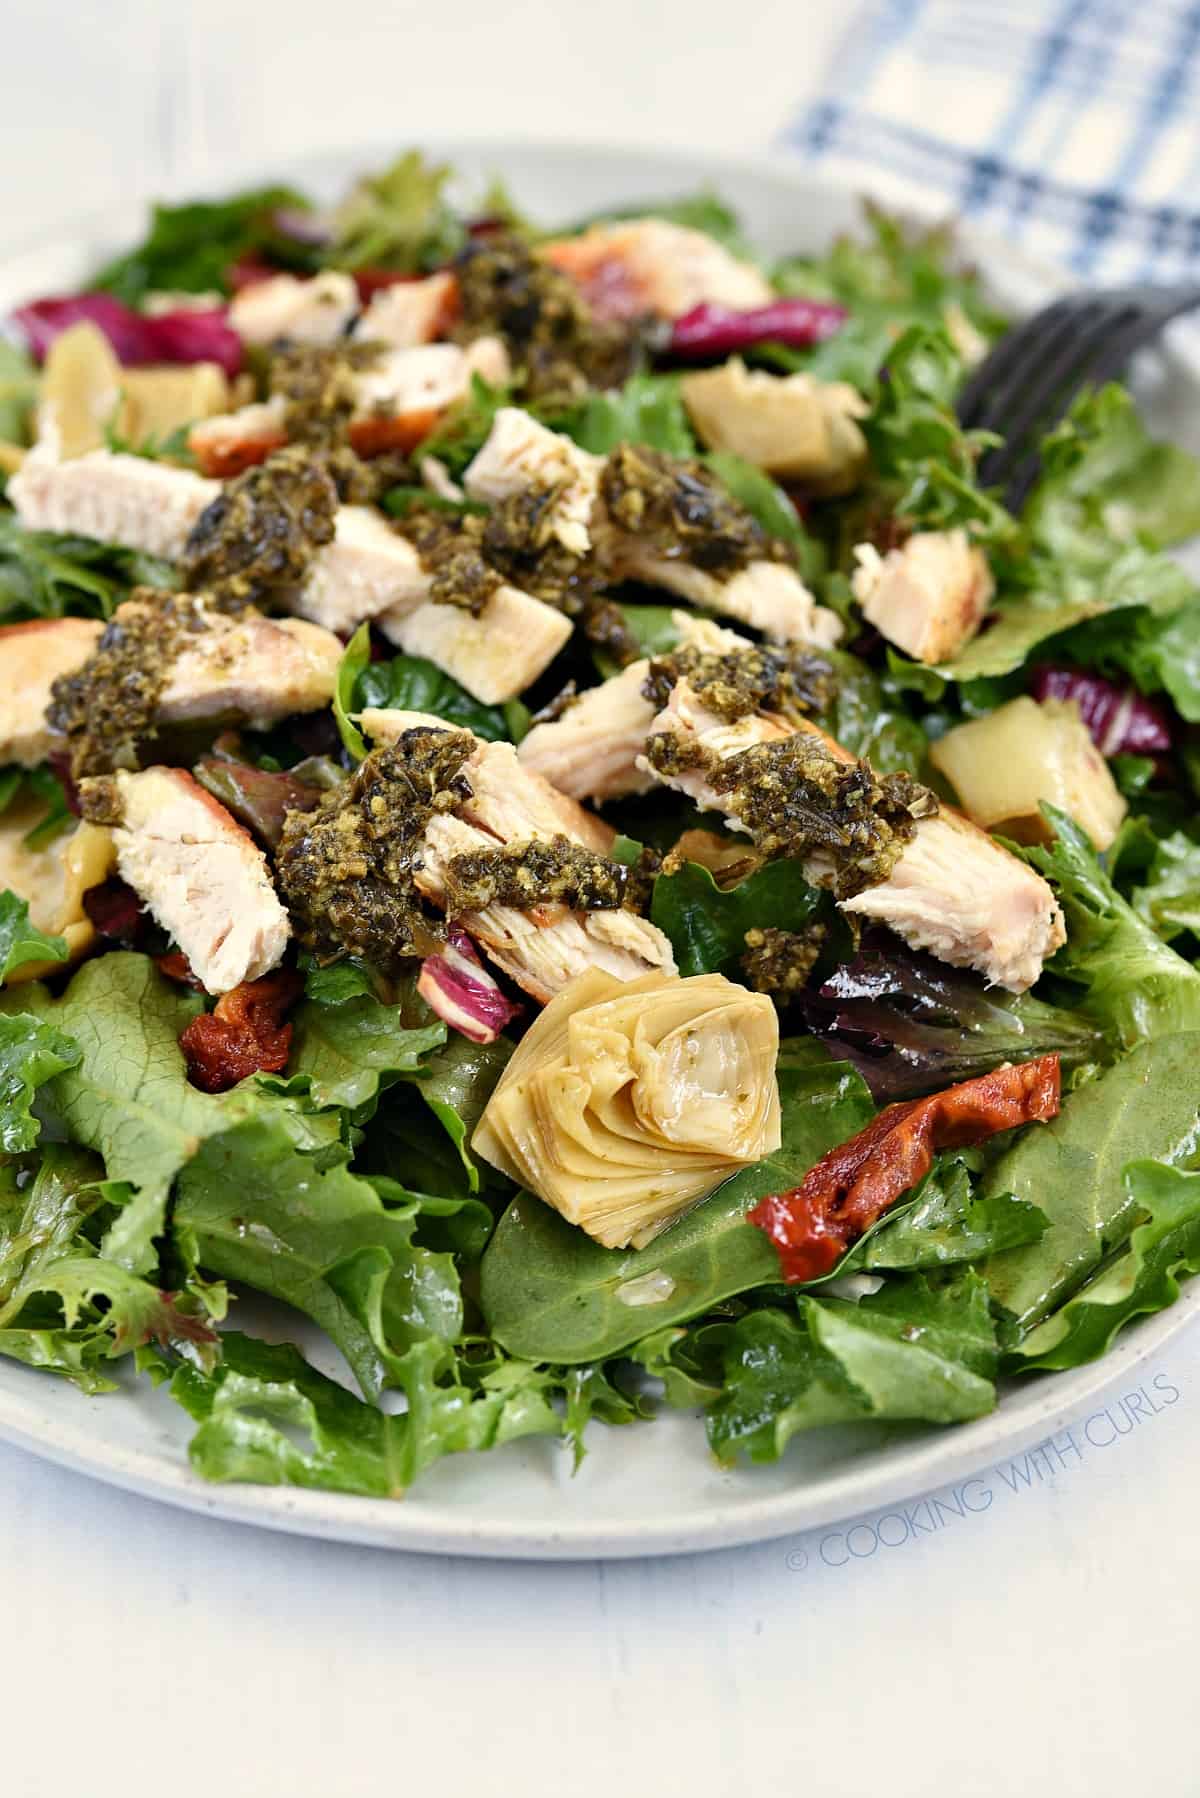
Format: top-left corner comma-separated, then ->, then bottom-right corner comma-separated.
786,0 -> 1200,281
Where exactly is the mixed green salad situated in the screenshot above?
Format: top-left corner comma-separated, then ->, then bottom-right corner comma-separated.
0,151 -> 1198,1499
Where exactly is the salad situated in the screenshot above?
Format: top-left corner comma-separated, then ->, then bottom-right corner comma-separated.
0,150 -> 1198,1500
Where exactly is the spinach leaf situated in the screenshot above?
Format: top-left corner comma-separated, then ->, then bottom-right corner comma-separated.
1009,1160 -> 1200,1370
651,857 -> 824,978
356,651 -> 512,741
398,1033 -> 514,1192
479,1051 -> 874,1363
92,185 -> 309,304
982,1032 -> 1200,1333
332,622 -> 371,760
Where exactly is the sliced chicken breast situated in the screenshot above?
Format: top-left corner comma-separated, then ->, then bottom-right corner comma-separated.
91,767 -> 290,994
0,617 -> 103,766
355,272 -> 459,348
541,219 -> 773,320
281,505 -> 432,634
609,546 -> 842,646
377,584 -> 572,705
464,408 -> 604,556
640,683 -> 1065,992
188,399 -> 288,480
9,449 -> 219,561
516,612 -> 748,801
228,271 -> 359,348
360,710 -> 675,1001
851,529 -> 995,665
157,607 -> 342,726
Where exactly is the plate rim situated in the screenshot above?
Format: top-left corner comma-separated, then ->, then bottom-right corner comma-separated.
0,133 -> 1194,1559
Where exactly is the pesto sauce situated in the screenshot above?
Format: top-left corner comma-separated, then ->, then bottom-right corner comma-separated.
741,924 -> 827,1001
600,444 -> 783,579
644,728 -> 937,901
643,642 -> 833,724
47,590 -> 212,779
443,834 -> 646,915
453,234 -> 640,401
181,445 -> 339,608
276,728 -> 475,972
395,506 -> 503,615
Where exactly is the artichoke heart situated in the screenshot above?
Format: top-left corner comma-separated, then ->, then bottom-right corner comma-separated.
473,968 -> 781,1249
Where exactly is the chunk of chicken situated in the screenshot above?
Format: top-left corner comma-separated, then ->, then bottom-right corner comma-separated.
377,585 -> 572,706
94,767 -> 290,994
851,529 -> 994,665
640,684 -> 1065,992
0,618 -> 103,766
355,272 -> 458,348
156,606 -> 342,726
0,793 -> 114,983
360,709 -> 676,1002
516,612 -> 748,801
188,399 -> 288,480
464,408 -> 604,556
608,545 -> 842,646
280,505 -> 432,634
9,448 -> 219,561
541,219 -> 772,320
681,358 -> 868,492
227,271 -> 359,348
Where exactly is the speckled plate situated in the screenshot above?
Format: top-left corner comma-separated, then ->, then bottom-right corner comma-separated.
1,138 -> 1196,1558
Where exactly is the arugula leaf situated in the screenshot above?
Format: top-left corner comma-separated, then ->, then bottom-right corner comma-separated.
0,891 -> 69,982
982,1032 -> 1200,1332
480,1050 -> 875,1363
0,1012 -> 81,1151
706,1272 -> 997,1464
560,373 -> 696,457
356,651 -> 512,741
287,996 -> 444,1111
862,1157 -> 1048,1270
1025,805 -> 1200,1044
327,151 -> 465,272
651,857 -> 824,978
175,1118 -> 465,1400
0,512 -> 176,622
1010,1161 -> 1200,1370
92,184 -> 309,304
172,1332 -> 565,1496
0,954 -> 339,1275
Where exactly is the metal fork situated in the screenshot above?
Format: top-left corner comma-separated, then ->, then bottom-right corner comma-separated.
955,284 -> 1200,513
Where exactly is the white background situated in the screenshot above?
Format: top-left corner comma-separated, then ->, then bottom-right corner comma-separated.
2,5 -> 1198,1793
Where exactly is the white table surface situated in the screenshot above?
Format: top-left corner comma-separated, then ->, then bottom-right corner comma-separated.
2,6 -> 1198,1793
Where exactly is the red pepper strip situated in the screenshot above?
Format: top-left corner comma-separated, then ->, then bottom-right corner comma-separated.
749,1054 -> 1062,1284
668,298 -> 848,360
179,970 -> 303,1093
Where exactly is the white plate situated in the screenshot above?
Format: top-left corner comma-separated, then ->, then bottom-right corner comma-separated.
2,137 -> 1198,1560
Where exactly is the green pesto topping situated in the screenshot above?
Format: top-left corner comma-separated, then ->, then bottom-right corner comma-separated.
740,924 -> 827,1002
47,590 -> 211,780
643,641 -> 834,723
275,728 -> 474,973
600,444 -> 785,578
269,341 -> 384,448
644,727 -> 936,900
444,834 -> 648,915
453,234 -> 639,401
396,506 -> 503,615
181,445 -> 338,607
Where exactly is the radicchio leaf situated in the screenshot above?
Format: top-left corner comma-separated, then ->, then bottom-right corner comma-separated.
668,298 -> 847,360
417,928 -> 520,1045
1030,665 -> 1172,756
13,293 -> 243,377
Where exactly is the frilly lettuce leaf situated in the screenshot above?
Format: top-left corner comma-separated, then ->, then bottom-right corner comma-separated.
1130,831 -> 1200,942
706,1272 -> 998,1465
862,1157 -> 1049,1270
0,1011 -> 81,1151
0,890 -> 69,982
286,994 -> 445,1112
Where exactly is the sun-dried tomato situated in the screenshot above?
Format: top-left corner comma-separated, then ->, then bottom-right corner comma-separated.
749,1055 -> 1061,1283
179,970 -> 303,1093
